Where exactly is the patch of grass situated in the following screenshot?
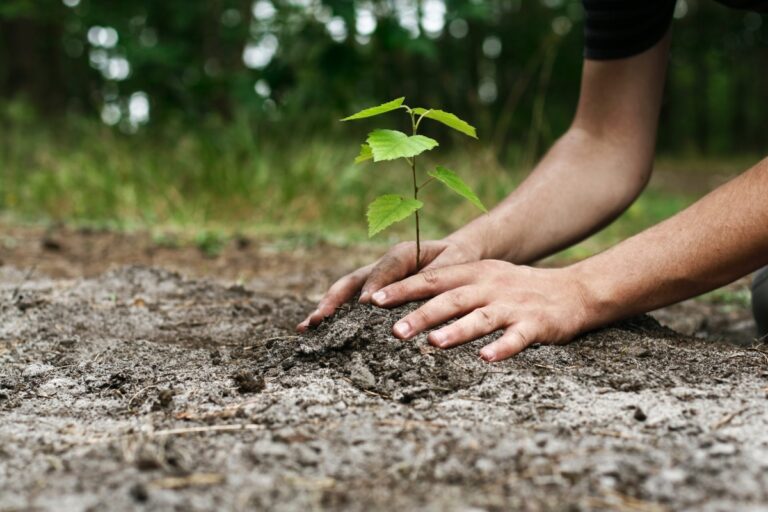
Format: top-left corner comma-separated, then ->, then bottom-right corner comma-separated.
700,288 -> 751,309
1,103 -> 748,260
194,230 -> 227,258
0,103 -> 513,244
151,231 -> 181,249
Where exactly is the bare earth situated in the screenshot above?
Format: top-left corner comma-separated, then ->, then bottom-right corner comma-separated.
1,225 -> 767,512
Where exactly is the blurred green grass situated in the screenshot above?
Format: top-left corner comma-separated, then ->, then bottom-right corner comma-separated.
1,103 -> 744,260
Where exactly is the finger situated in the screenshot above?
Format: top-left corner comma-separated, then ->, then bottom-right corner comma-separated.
360,243 -> 417,300
296,264 -> 374,332
428,306 -> 504,348
479,324 -> 535,362
391,286 -> 485,340
372,263 -> 480,307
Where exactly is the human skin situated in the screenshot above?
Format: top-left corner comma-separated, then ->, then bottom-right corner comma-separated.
297,31 -> 768,361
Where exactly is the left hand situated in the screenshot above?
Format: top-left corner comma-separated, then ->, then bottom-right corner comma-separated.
370,260 -> 593,362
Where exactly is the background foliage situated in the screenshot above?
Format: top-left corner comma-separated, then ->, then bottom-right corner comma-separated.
1,0 -> 766,245
2,0 -> 767,153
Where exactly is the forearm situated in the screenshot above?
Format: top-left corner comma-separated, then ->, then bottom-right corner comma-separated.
574,157 -> 768,328
447,127 -> 652,263
447,34 -> 670,264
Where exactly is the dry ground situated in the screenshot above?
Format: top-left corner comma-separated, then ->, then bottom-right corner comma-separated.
1,224 -> 767,511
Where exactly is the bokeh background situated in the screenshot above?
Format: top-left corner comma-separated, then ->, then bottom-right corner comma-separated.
1,0 -> 766,255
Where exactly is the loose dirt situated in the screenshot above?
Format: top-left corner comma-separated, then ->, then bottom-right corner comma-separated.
1,226 -> 767,511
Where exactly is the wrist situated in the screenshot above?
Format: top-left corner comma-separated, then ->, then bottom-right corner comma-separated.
567,258 -> 626,331
443,222 -> 493,261
445,215 -> 518,262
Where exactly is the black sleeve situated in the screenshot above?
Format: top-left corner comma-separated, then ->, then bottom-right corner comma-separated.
582,0 -> 677,60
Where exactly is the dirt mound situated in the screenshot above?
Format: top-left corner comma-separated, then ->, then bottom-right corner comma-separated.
255,300 -> 762,403
2,266 -> 768,512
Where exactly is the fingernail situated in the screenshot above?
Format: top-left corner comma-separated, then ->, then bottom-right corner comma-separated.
480,348 -> 496,361
393,321 -> 411,338
430,330 -> 447,347
371,290 -> 387,304
359,291 -> 370,303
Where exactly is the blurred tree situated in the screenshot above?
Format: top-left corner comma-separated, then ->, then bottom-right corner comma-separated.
0,0 -> 765,156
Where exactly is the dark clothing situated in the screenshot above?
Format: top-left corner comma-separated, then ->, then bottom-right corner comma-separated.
753,267 -> 768,339
583,0 -> 768,60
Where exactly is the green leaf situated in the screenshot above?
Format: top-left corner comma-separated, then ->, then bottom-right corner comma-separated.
354,144 -> 373,164
366,130 -> 439,162
341,97 -> 406,121
367,194 -> 423,237
428,166 -> 487,213
412,108 -> 477,139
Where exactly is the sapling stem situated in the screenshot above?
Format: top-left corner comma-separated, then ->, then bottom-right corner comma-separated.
412,155 -> 421,271
410,111 -> 421,271
342,97 -> 484,264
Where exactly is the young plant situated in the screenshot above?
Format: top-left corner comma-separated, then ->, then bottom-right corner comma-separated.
341,97 -> 487,270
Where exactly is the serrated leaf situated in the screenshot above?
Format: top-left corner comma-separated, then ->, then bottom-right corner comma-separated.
413,108 -> 477,139
354,144 -> 373,164
341,97 -> 406,121
367,194 -> 423,237
428,166 -> 487,213
366,129 -> 439,162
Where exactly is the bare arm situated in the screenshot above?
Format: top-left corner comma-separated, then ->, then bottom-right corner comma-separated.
370,154 -> 768,362
575,157 -> 768,328
450,32 -> 671,263
298,33 -> 671,330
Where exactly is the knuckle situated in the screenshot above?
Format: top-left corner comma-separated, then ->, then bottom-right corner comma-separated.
370,261 -> 398,283
445,321 -> 467,340
412,307 -> 432,327
515,325 -> 535,348
393,241 -> 413,253
476,307 -> 495,329
386,283 -> 403,296
446,289 -> 465,309
420,269 -> 440,285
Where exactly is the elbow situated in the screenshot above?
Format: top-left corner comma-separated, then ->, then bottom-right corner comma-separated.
616,162 -> 652,208
562,125 -> 654,212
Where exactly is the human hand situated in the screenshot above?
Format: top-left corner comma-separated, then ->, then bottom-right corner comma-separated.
368,260 -> 592,361
296,238 -> 481,332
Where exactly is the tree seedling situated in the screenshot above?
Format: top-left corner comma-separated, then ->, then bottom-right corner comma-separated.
341,97 -> 487,270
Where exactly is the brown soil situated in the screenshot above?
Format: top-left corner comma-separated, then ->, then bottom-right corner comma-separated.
1,225 -> 767,511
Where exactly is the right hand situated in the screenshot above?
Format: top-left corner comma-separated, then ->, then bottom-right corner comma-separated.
296,238 -> 481,332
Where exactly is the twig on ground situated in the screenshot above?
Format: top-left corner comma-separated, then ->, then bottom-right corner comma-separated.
711,407 -> 748,430
150,473 -> 225,489
175,398 -> 274,421
585,489 -> 668,512
128,384 -> 164,408
592,429 -> 641,440
726,349 -> 768,364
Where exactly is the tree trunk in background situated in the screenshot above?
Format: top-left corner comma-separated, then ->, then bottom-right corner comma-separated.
0,17 -> 71,112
